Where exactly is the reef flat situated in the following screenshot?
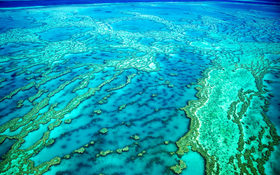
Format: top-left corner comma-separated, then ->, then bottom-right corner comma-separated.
0,1 -> 279,175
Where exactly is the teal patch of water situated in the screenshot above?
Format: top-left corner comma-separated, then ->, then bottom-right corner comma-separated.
39,27 -> 93,42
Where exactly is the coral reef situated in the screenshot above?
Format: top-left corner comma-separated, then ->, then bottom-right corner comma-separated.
0,2 -> 279,175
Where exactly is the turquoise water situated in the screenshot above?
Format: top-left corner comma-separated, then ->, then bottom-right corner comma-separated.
0,1 -> 279,175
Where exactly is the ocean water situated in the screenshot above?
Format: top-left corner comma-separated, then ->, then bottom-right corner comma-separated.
0,1 -> 279,175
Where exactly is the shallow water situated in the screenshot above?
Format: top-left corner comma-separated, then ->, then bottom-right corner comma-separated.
0,1 -> 279,175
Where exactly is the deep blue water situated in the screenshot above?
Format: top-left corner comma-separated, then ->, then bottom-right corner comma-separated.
0,0 -> 280,8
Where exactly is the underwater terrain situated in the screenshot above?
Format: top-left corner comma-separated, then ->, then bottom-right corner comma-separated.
0,1 -> 280,175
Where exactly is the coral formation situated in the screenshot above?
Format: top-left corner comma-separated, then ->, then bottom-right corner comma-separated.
0,2 -> 279,175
